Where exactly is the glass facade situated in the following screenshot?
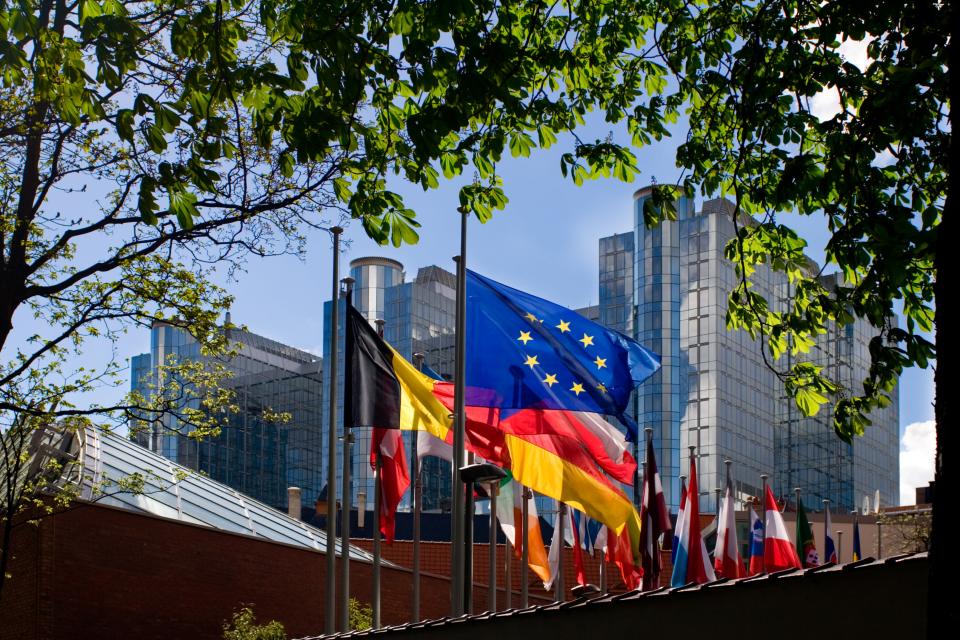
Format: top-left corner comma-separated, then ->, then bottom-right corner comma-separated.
774,273 -> 900,510
322,259 -> 458,513
599,188 -> 899,512
129,321 -> 324,512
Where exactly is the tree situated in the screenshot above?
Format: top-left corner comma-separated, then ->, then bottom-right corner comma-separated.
222,606 -> 287,640
642,0 -> 949,631
879,508 -> 933,555
0,0 -> 678,597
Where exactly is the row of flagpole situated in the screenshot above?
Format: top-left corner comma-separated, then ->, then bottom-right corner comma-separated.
322,216 -> 872,632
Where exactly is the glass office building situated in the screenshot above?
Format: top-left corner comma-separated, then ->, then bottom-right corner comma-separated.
130,319 -> 324,512
599,187 -> 899,512
322,258 -> 458,513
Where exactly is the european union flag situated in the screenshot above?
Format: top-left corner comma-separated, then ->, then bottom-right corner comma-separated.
465,270 -> 660,439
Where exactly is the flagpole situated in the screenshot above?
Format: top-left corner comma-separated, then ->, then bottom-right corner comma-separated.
451,207 -> 468,616
760,473 -> 768,573
555,503 -> 566,601
822,498 -> 831,563
464,452 -> 475,614
325,226 -> 342,635
371,320 -> 386,630
521,486 -> 530,608
339,277 -> 355,632
640,427 -> 650,591
794,486 -> 802,564
599,538 -> 607,594
505,531 -> 513,608
488,480 -> 498,612
837,530 -> 844,563
371,447 -> 382,628
411,352 -> 424,622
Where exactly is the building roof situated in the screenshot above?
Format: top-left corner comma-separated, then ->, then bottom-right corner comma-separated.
31,424 -> 380,563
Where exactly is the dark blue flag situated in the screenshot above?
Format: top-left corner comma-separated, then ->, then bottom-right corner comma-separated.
464,270 -> 660,439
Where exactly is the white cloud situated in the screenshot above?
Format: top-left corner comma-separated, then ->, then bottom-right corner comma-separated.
809,36 -> 873,123
900,420 -> 935,505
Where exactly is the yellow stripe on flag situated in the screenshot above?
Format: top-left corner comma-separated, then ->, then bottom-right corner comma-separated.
387,346 -> 452,439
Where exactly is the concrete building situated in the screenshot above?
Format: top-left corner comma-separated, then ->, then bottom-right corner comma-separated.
598,187 -> 900,511
130,318 -> 324,512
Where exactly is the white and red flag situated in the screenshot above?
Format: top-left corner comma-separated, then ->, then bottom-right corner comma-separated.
763,485 -> 801,572
713,472 -> 745,579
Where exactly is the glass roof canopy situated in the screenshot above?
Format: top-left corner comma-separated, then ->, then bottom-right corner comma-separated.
60,425 -> 380,563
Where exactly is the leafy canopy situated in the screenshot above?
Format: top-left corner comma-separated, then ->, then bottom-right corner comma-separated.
652,0 -> 946,440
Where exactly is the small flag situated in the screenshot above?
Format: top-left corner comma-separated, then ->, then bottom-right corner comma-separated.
569,507 -> 588,587
671,451 -> 716,587
714,471 -> 745,579
747,506 -> 764,575
640,433 -> 672,590
824,506 -> 837,564
672,477 -> 687,565
545,502 -> 565,591
607,524 -> 641,590
370,428 -> 410,543
795,496 -> 819,568
496,475 -> 551,584
763,486 -> 801,572
853,518 -> 862,561
570,509 -> 603,556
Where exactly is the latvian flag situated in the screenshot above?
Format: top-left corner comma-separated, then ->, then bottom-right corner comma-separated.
763,485 -> 801,572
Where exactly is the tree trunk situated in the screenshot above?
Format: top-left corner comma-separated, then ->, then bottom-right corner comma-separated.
930,24 -> 955,629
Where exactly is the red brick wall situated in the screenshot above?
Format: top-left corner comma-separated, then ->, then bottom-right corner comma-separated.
0,504 -> 461,640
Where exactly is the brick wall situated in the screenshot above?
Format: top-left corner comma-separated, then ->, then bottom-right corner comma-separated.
0,503 -> 460,640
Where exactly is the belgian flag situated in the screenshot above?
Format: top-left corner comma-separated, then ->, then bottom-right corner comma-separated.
343,302 -> 450,436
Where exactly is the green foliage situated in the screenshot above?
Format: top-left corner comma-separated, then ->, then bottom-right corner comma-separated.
222,607 -> 286,640
348,598 -> 373,632
655,0 -> 947,441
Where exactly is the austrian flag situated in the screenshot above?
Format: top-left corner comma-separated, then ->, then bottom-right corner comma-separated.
763,486 -> 801,572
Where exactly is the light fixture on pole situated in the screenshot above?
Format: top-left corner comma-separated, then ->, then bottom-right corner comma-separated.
459,462 -> 508,613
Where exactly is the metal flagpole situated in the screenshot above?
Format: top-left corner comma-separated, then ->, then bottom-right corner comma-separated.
505,520 -> 513,609
339,277 -> 355,632
554,503 -> 566,602
372,448 -> 382,629
823,498 -> 831,563
488,481 -> 498,612
371,321 -> 386,628
464,452 -> 475,614
520,487 -> 530,607
599,536 -> 607,594
411,353 -> 424,622
324,227 -> 342,634
760,473 -> 768,573
451,208 -> 468,616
